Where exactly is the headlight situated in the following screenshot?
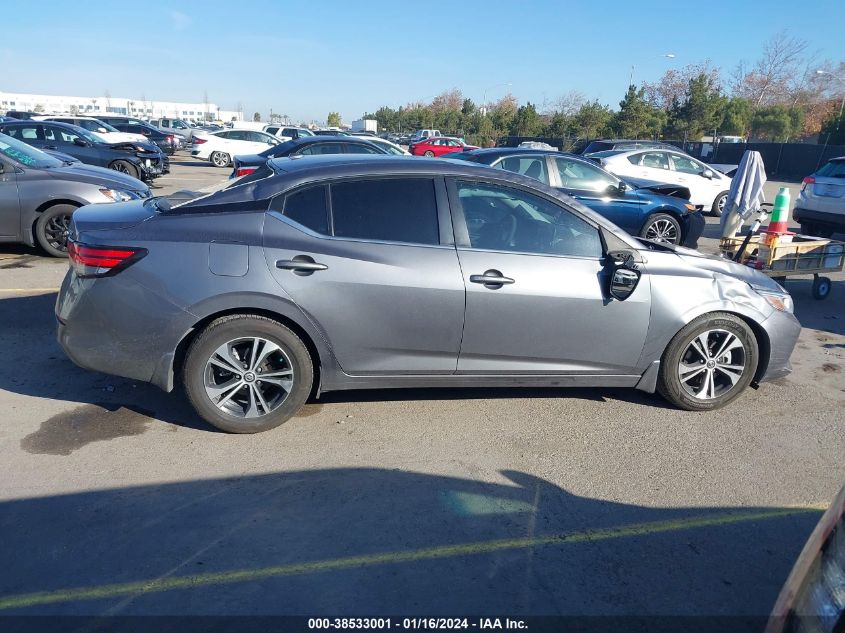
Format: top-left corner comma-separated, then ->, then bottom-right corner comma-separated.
751,284 -> 794,313
684,203 -> 696,213
99,188 -> 140,202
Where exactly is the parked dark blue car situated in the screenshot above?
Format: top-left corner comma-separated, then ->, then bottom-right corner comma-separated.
449,148 -> 705,248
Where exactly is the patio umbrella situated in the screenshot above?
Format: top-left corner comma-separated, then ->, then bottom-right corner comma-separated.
720,150 -> 767,238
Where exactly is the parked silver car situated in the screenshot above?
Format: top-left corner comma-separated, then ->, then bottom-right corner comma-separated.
0,133 -> 151,257
793,156 -> 845,237
57,156 -> 800,433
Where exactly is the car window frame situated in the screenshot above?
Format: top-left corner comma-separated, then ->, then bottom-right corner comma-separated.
445,176 -> 606,261
266,175 -> 454,248
489,154 -> 552,187
551,155 -> 620,192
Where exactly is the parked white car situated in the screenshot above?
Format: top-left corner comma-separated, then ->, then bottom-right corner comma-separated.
598,148 -> 733,215
263,125 -> 315,141
36,116 -> 148,144
363,136 -> 409,155
191,129 -> 281,167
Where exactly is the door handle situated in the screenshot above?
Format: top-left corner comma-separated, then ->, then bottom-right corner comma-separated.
469,270 -> 515,288
276,256 -> 328,275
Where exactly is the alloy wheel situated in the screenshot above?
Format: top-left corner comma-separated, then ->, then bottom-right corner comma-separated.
113,163 -> 130,174
203,337 -> 294,418
44,213 -> 71,252
718,195 -> 727,212
645,218 -> 679,243
677,329 -> 746,400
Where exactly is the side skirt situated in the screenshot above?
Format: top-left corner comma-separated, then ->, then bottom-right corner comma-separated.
320,373 -> 643,393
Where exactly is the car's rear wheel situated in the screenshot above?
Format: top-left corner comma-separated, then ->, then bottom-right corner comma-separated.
657,312 -> 758,411
110,159 -> 141,180
211,151 -> 230,167
424,150 -> 435,157
640,213 -> 681,244
183,315 -> 313,433
35,204 -> 77,257
711,191 -> 729,216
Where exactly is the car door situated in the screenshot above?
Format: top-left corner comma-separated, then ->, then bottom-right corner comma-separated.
43,124 -> 104,166
550,156 -> 647,234
4,123 -> 47,151
263,177 -> 466,374
0,155 -> 21,239
668,152 -> 723,207
448,178 -> 651,374
246,131 -> 278,153
627,151 -> 680,186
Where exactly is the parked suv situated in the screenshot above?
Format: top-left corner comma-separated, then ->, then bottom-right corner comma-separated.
57,156 -> 799,433
0,132 -> 150,257
148,118 -> 193,143
793,157 -> 845,237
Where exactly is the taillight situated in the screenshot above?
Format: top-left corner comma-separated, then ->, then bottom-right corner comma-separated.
802,176 -> 815,192
236,167 -> 257,177
193,137 -> 207,144
67,241 -> 146,278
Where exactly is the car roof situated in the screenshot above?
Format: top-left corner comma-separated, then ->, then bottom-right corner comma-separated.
455,147 -> 582,164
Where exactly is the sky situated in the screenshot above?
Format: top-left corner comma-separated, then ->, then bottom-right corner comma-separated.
4,0 -> 845,124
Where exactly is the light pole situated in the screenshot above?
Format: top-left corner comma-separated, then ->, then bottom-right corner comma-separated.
816,69 -> 845,131
629,53 -> 675,88
482,82 -> 513,110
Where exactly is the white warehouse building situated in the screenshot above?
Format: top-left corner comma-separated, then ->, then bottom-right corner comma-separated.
0,91 -> 243,122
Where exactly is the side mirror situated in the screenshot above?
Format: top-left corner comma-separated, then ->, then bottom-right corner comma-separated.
616,180 -> 627,192
701,169 -> 714,179
73,137 -> 89,147
607,249 -> 641,301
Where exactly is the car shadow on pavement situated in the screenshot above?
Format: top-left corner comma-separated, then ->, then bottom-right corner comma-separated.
0,468 -> 822,622
0,293 -> 676,436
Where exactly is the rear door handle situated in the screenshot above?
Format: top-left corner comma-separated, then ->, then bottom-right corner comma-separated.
469,270 -> 515,288
276,256 -> 328,275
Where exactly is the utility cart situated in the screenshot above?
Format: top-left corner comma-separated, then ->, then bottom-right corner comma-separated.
719,233 -> 845,300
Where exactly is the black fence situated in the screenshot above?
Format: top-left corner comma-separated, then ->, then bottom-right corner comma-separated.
497,136 -> 845,180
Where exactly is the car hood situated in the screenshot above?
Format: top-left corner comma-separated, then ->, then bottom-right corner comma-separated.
638,239 -> 785,293
48,162 -> 148,191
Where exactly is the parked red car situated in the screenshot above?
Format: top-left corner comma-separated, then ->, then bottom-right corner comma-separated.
409,137 -> 478,157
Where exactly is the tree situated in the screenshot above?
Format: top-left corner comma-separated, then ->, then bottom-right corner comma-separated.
614,85 -> 665,138
731,31 -> 811,107
33,104 -> 45,113
252,111 -> 261,122
720,97 -> 753,136
751,105 -> 804,141
643,61 -> 722,110
667,73 -> 726,139
570,101 -> 614,139
512,102 -> 542,136
820,108 -> 845,144
327,112 -> 342,127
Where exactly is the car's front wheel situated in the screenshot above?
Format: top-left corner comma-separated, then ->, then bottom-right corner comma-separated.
711,191 -> 729,217
110,159 -> 141,180
35,204 -> 77,257
183,315 -> 313,433
424,150 -> 435,157
210,151 -> 230,167
657,312 -> 758,411
640,213 -> 681,244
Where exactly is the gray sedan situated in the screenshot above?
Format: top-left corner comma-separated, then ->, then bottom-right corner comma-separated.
56,156 -> 800,433
0,133 -> 151,257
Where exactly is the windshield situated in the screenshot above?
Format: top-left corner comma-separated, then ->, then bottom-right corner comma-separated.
172,120 -> 189,129
0,132 -> 63,168
817,159 -> 845,178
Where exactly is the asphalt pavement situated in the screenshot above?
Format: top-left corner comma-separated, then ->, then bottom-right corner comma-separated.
0,155 -> 843,621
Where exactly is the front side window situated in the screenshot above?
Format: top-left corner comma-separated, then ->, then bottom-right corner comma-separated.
455,181 -> 601,258
331,178 -> 439,245
554,157 -> 617,191
670,154 -> 705,174
494,156 -> 550,185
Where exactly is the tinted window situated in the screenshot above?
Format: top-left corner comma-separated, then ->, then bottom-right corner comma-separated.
279,185 -> 329,234
4,125 -> 41,140
227,131 -> 248,141
44,125 -> 79,144
817,160 -> 845,178
554,157 -> 617,191
265,126 -> 280,135
297,142 -> 345,155
345,143 -> 381,154
331,179 -> 439,245
494,156 -> 550,185
456,181 -> 601,258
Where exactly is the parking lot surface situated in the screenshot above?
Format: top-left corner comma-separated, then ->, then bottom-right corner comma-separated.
0,157 -> 843,617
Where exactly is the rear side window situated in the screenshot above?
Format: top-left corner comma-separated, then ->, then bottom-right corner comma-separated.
331,179 -> 439,245
280,185 -> 329,234
297,143 -> 344,155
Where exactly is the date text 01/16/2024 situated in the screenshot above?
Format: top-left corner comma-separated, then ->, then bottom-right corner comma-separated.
307,618 -> 528,630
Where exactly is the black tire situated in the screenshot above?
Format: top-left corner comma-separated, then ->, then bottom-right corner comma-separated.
110,159 -> 141,180
34,204 -> 77,257
800,223 -> 834,238
424,150 -> 435,157
210,151 -> 230,168
640,212 -> 682,244
812,276 -> 831,300
183,315 -> 313,433
711,191 -> 729,217
657,312 -> 758,411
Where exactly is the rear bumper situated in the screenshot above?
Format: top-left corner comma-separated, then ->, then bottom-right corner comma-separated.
793,207 -> 845,230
